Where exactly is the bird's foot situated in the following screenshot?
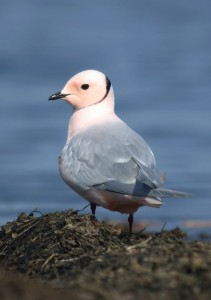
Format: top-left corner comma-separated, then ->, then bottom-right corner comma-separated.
90,203 -> 96,216
128,214 -> 134,234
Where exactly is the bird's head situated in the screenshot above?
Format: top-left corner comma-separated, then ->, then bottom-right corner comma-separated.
49,70 -> 112,110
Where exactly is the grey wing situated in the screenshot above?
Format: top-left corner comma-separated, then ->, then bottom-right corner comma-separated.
63,121 -> 163,197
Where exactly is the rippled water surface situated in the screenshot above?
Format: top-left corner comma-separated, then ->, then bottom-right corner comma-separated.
0,0 -> 211,235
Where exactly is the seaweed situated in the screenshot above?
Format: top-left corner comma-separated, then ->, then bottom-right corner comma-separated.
0,210 -> 210,300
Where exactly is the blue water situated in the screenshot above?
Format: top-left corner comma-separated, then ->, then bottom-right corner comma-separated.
0,0 -> 211,235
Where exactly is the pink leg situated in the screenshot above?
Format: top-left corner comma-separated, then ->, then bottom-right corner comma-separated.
90,203 -> 96,215
128,214 -> 134,234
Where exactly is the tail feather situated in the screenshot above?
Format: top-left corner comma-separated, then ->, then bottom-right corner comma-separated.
150,188 -> 192,198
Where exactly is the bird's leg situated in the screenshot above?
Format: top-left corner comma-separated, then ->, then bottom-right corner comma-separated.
128,214 -> 134,234
90,203 -> 96,215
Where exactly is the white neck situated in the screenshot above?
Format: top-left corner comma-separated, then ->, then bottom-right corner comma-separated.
67,88 -> 118,139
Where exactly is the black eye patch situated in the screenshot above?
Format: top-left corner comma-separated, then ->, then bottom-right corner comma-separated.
81,84 -> 89,90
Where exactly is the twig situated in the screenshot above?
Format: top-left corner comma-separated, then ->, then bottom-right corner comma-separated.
161,222 -> 167,233
75,204 -> 91,213
56,254 -> 88,266
29,208 -> 44,217
126,236 -> 154,252
42,254 -> 57,269
16,219 -> 41,239
138,225 -> 148,234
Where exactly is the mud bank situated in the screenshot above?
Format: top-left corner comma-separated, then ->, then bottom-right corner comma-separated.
0,210 -> 210,300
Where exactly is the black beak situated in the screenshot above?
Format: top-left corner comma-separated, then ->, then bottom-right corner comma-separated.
48,92 -> 70,101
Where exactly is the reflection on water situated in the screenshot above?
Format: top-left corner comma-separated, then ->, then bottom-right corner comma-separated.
0,0 -> 211,235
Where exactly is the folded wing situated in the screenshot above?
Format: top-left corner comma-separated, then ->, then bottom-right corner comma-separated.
61,121 -> 163,198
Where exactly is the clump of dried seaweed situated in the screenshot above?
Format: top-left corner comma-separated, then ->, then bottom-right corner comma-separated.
0,210 -> 125,279
0,210 -> 210,300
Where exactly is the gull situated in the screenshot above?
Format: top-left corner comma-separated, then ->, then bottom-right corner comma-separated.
49,70 -> 191,233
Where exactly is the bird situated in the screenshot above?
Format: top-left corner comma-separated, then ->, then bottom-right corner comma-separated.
49,70 -> 191,233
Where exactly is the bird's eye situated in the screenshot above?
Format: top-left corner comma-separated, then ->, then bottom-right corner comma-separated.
81,84 -> 89,90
